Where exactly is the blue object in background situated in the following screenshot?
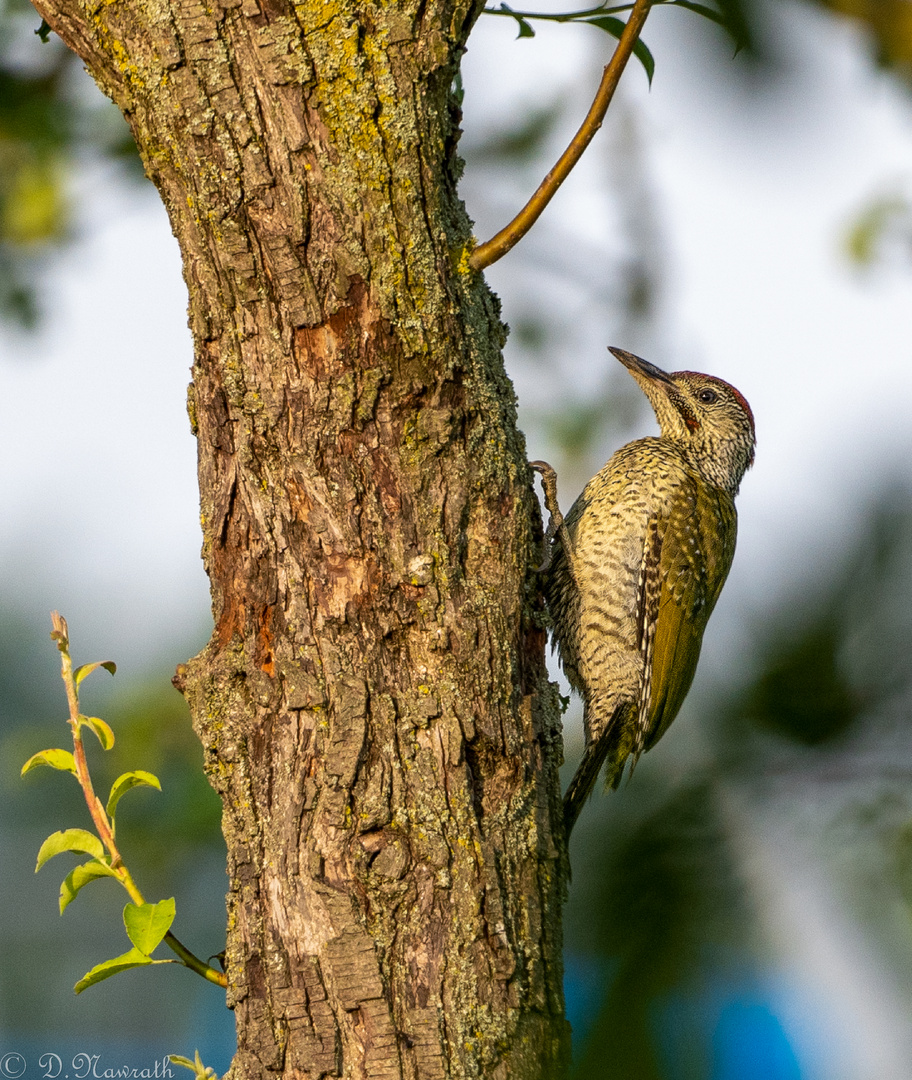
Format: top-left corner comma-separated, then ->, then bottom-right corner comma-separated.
657,979 -> 804,1080
563,953 -> 613,1049
711,999 -> 801,1080
566,959 -> 805,1080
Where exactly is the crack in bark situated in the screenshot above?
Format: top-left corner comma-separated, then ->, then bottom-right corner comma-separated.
32,0 -> 572,1074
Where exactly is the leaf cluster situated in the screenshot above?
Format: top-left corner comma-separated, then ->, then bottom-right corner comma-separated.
487,0 -> 751,85
21,614 -> 226,994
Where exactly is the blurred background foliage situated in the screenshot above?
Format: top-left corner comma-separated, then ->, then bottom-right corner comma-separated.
3,0 -> 912,1076
2,0 -> 912,335
563,488 -> 912,1076
0,0 -> 137,327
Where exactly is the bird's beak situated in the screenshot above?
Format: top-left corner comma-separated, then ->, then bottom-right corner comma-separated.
609,346 -> 694,433
608,346 -> 673,386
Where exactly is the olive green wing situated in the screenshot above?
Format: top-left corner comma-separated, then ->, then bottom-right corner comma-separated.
643,482 -> 738,751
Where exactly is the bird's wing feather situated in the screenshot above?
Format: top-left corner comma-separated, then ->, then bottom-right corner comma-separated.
645,483 -> 738,749
633,516 -> 663,754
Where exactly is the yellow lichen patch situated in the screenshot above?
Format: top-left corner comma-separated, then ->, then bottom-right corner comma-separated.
107,37 -> 143,89
453,241 -> 477,277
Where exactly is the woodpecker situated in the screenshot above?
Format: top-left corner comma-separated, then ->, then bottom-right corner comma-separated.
535,347 -> 755,834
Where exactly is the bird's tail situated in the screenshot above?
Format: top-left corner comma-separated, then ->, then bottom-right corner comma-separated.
563,702 -> 629,836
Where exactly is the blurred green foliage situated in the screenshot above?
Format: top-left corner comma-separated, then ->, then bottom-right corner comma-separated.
564,488 -> 912,1076
569,780 -> 754,1080
2,0 -> 911,330
741,622 -> 858,745
818,0 -> 912,76
0,0 -> 141,328
844,191 -> 912,271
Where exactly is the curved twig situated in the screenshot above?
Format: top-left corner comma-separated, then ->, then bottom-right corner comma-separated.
469,0 -> 653,272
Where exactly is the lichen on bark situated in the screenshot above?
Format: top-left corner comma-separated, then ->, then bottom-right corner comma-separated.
30,0 -> 571,1074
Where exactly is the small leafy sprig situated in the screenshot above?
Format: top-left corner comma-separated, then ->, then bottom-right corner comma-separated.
488,2 -> 660,79
487,0 -> 741,64
470,0 -> 746,271
21,612 -> 227,993
470,0 -> 654,271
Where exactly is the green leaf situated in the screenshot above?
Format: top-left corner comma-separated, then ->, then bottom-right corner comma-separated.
585,14 -> 626,37
123,897 -> 176,955
60,859 -> 120,913
665,0 -> 750,52
169,1052 -> 216,1080
107,770 -> 162,820
667,0 -> 728,27
497,2 -> 536,37
586,16 -> 656,84
80,716 -> 115,750
74,947 -> 154,993
21,748 -> 76,775
73,660 -> 117,685
631,36 -> 655,84
36,829 -> 105,871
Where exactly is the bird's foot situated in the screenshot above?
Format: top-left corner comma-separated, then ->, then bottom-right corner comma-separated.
529,460 -> 564,572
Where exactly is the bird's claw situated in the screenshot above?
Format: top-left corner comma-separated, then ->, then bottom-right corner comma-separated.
530,460 -> 563,572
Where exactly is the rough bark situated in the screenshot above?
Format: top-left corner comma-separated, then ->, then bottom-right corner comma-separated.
30,0 -> 570,1075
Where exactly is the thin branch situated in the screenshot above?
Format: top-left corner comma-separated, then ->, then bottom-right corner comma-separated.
485,0 -> 717,24
469,0 -> 653,272
485,2 -> 639,24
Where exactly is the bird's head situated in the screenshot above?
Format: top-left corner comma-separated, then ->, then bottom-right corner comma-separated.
610,346 -> 756,495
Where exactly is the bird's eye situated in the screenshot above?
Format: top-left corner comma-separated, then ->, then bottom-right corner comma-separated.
697,388 -> 718,404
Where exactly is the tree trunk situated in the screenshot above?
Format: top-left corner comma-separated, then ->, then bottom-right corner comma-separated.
30,0 -> 570,1074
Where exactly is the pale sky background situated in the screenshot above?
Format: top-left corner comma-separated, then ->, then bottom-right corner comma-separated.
2,3 -> 912,1074
464,12 -> 912,1077
1,1 -> 911,663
